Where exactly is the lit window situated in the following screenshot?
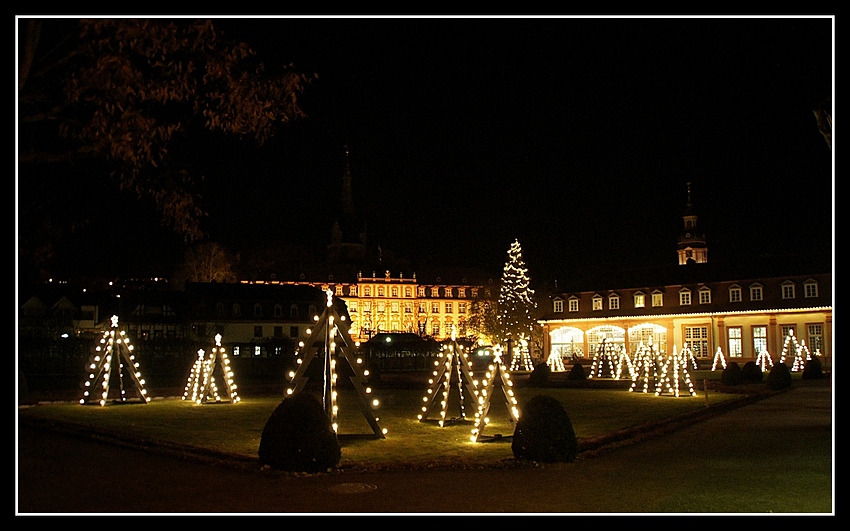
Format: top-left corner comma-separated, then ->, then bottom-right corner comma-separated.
392,287 -> 398,297
391,301 -> 399,313
349,301 -> 358,313
254,346 -> 262,357
553,299 -> 564,313
349,285 -> 358,296
608,295 -> 620,310
750,284 -> 763,301
652,292 -> 663,307
335,285 -> 343,295
445,287 -> 453,297
808,323 -> 824,353
378,287 -> 385,296
679,290 -> 692,306
432,302 -> 440,313
445,302 -> 453,313
431,287 -> 440,297
684,326 -> 708,357
634,293 -> 645,308
458,288 -> 466,297
699,288 -> 711,304
405,287 -> 412,297
592,296 -> 603,311
418,287 -> 426,297
364,287 -> 371,297
728,327 -> 743,357
405,302 -> 413,313
568,299 -> 579,312
458,302 -> 467,314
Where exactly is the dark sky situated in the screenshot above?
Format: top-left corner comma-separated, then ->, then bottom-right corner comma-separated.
203,15 -> 833,286
19,15 -> 834,287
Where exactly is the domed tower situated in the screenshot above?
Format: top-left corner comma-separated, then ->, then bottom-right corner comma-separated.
677,182 -> 708,265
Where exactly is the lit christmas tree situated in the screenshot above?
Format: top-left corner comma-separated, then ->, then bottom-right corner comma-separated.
418,327 -> 480,426
655,345 -> 697,397
756,348 -> 774,371
286,290 -> 386,438
80,315 -> 148,406
182,333 -> 240,404
497,239 -> 537,371
711,346 -> 727,371
470,345 -> 520,442
779,330 -> 807,372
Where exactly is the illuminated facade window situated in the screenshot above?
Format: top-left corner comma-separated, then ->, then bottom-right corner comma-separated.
634,292 -> 645,308
592,296 -> 603,311
608,294 -> 620,310
781,325 -> 796,339
808,323 -> 824,352
679,290 -> 692,306
458,302 -> 467,314
699,287 -> 711,304
752,326 -> 767,357
684,326 -> 709,358
418,287 -> 426,297
458,288 -> 466,297
445,287 -> 453,297
364,287 -> 371,297
431,302 -> 440,313
553,299 -> 564,313
391,287 -> 398,297
568,298 -> 579,312
431,287 -> 440,297
749,284 -> 763,301
418,301 -> 427,313
349,285 -> 358,296
729,285 -> 742,303
728,327 -> 743,357
349,301 -> 358,312
445,302 -> 453,313
378,287 -> 385,296
391,301 -> 399,313
405,302 -> 413,313
652,292 -> 663,307
431,322 -> 440,336
254,345 -> 262,357
335,285 -> 343,295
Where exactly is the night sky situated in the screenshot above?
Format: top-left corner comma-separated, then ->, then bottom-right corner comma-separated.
17,15 -> 835,287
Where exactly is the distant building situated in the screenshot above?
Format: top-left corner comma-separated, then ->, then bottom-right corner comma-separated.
539,184 -> 832,369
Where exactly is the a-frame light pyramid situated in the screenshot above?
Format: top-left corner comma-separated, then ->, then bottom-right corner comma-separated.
182,333 -> 240,404
286,290 -> 385,438
711,346 -> 727,371
756,348 -> 775,371
629,339 -> 663,394
779,330 -> 808,372
508,335 -> 534,371
655,345 -> 697,397
80,315 -> 148,406
680,342 -> 699,370
546,349 -> 565,372
417,328 -> 480,426
470,345 -> 520,442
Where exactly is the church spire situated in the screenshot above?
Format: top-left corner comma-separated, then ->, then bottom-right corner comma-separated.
677,181 -> 708,265
341,144 -> 356,217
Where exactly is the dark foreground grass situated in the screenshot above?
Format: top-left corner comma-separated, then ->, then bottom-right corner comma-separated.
17,370 -> 752,472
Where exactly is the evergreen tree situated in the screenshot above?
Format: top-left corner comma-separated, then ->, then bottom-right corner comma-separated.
497,239 -> 537,347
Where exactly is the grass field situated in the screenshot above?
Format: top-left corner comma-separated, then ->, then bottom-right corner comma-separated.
17,369 -> 763,471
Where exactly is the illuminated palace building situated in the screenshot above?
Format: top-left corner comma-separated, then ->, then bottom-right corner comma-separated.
538,183 -> 832,369
242,146 -> 498,345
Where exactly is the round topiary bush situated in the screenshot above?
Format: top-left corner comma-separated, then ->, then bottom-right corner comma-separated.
526,362 -> 551,387
802,355 -> 825,380
511,394 -> 578,463
765,362 -> 793,391
720,361 -> 744,386
740,361 -> 763,383
258,392 -> 341,473
567,362 -> 587,381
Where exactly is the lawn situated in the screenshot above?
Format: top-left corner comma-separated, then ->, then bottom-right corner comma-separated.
17,369 -> 757,471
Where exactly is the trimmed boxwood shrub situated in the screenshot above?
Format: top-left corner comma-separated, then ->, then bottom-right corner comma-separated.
741,361 -> 763,383
567,362 -> 587,381
720,361 -> 744,386
766,362 -> 793,390
802,356 -> 825,380
526,362 -> 551,387
258,392 -> 341,473
512,394 -> 578,463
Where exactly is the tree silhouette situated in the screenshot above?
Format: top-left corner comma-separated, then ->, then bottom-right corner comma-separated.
17,18 -> 314,280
